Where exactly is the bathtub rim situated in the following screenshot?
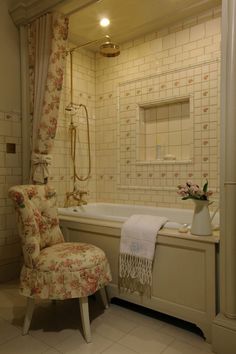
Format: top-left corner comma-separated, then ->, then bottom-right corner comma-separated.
58,202 -> 220,240
59,213 -> 220,244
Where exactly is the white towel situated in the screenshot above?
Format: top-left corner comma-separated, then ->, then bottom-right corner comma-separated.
119,214 -> 168,295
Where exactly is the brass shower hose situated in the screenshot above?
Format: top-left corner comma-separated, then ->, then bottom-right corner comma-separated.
68,50 -> 91,183
70,104 -> 91,182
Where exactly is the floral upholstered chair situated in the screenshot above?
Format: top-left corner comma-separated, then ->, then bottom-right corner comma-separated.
9,185 -> 112,343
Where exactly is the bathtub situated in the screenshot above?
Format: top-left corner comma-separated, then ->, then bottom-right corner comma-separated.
58,202 -> 219,229
59,202 -> 219,342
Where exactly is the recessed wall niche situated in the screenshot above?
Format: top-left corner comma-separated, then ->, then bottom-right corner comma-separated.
137,97 -> 193,163
118,59 -> 219,190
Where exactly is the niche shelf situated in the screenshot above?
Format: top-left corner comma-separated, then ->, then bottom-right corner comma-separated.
137,96 -> 193,164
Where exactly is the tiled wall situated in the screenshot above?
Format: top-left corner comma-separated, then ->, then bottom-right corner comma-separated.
138,100 -> 191,162
95,7 -> 221,209
50,48 -> 96,206
0,0 -> 21,281
0,5 -> 221,282
49,7 -> 221,211
0,110 -> 22,279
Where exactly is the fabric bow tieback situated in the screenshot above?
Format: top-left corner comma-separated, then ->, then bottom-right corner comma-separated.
32,153 -> 52,184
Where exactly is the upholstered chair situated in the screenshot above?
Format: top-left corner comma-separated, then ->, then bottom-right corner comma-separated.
8,185 -> 112,343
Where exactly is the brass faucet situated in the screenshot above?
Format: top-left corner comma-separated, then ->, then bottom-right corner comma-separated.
64,189 -> 88,207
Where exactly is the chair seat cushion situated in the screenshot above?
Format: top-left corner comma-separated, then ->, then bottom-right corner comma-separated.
38,242 -> 107,272
20,242 -> 112,300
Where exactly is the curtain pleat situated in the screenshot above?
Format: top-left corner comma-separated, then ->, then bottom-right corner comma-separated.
28,13 -> 69,184
32,14 -> 52,153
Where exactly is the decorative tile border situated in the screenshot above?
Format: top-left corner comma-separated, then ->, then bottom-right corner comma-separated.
117,59 -> 220,193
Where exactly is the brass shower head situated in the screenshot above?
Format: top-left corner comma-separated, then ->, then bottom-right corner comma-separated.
99,37 -> 120,57
68,35 -> 120,57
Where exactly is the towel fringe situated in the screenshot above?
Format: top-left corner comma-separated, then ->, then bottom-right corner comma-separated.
118,253 -> 153,296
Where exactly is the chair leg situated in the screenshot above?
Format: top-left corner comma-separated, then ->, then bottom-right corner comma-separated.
22,297 -> 35,335
79,297 -> 92,343
99,287 -> 109,309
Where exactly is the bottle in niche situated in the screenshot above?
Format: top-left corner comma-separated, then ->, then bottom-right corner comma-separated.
156,145 -> 162,160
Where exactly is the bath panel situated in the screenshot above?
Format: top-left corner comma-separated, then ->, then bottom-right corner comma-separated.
59,204 -> 219,343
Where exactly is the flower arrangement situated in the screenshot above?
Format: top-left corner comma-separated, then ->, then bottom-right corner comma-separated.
177,180 -> 213,201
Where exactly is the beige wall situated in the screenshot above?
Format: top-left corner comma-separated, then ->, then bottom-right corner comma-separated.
95,7 -> 221,209
0,0 -> 22,281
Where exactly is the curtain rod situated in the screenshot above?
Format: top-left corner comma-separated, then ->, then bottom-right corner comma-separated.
68,35 -> 110,53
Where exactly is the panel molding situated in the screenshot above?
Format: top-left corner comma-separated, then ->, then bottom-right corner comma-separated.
9,0 -> 65,25
9,0 -> 99,25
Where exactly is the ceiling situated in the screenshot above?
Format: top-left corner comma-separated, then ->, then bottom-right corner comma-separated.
63,0 -> 221,50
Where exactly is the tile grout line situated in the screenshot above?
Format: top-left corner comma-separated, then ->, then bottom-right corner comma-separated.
159,337 -> 176,354
0,333 -> 22,348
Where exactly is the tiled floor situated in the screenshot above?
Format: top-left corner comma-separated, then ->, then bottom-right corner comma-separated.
0,281 -> 215,354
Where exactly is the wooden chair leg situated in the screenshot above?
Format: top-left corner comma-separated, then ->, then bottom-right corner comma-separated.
99,287 -> 109,309
22,297 -> 35,335
79,297 -> 92,343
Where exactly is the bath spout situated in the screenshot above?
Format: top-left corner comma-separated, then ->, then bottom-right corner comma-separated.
64,189 -> 88,207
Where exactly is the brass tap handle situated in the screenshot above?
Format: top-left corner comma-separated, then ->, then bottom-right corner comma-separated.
79,191 -> 88,197
78,190 -> 88,205
64,190 -> 88,207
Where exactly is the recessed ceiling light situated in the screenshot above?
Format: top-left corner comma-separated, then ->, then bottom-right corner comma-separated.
100,18 -> 110,27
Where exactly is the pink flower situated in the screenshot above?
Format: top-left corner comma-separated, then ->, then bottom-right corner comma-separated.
177,180 -> 212,201
11,192 -> 25,208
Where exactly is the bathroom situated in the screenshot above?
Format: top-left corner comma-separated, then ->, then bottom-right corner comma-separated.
0,0 -> 236,353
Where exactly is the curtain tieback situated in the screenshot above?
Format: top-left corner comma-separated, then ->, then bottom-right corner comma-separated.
32,153 -> 52,184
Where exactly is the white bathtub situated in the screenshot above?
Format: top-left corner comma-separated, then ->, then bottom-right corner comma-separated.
58,202 -> 219,229
59,202 -> 219,342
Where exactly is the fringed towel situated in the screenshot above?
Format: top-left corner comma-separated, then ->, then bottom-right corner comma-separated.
119,214 -> 168,296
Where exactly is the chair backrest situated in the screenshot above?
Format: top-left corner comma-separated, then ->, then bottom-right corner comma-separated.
9,185 -> 64,268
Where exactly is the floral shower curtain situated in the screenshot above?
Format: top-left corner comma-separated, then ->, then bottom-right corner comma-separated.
28,12 -> 69,184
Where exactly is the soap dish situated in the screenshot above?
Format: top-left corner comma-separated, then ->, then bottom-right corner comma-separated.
164,154 -> 176,161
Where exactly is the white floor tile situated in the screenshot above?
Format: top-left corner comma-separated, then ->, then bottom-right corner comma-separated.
159,322 -> 212,352
91,307 -> 138,341
0,318 -> 21,345
30,328 -> 77,347
102,343 -> 138,354
161,339 -> 215,354
0,281 -> 216,354
109,304 -> 164,330
0,290 -> 26,325
92,317 -> 128,341
118,325 -> 175,354
0,334 -> 50,354
43,348 -> 63,354
53,331 -> 113,354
